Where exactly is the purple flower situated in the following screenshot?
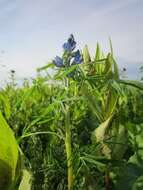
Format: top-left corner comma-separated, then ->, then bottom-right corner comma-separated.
53,56 -> 64,67
62,34 -> 76,52
71,50 -> 82,65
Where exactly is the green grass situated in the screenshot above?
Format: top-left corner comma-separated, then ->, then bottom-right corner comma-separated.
0,38 -> 143,190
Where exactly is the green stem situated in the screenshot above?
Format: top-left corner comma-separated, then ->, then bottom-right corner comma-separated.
105,168 -> 110,190
65,105 -> 73,190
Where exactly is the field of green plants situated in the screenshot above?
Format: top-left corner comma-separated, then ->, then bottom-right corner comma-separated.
0,35 -> 143,190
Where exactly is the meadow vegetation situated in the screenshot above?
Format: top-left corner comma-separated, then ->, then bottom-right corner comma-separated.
0,35 -> 143,190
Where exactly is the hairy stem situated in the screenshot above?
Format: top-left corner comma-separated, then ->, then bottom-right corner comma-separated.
105,169 -> 110,190
65,105 -> 73,190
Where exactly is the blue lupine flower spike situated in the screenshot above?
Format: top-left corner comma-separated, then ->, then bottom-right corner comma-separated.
62,34 -> 76,52
72,50 -> 82,65
53,56 -> 64,67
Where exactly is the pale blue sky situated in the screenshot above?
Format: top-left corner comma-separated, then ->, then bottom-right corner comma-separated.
0,0 -> 143,83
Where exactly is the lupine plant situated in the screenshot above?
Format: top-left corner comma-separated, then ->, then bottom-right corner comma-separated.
0,35 -> 143,190
53,34 -> 83,190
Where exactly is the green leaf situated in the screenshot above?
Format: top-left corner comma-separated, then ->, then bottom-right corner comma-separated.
18,169 -> 32,190
115,163 -> 143,190
114,132 -> 143,190
0,92 -> 11,119
104,53 -> 113,77
92,116 -> 113,158
132,175 -> 143,190
109,37 -> 113,55
119,80 -> 143,90
83,45 -> 91,63
0,111 -> 18,190
112,56 -> 119,80
62,65 -> 79,77
82,86 -> 104,122
95,43 -> 101,61
111,124 -> 127,160
105,90 -> 118,119
92,116 -> 112,142
54,65 -> 79,79
37,62 -> 54,72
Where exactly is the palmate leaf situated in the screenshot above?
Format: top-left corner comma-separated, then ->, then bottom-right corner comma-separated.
62,65 -> 79,78
0,111 -> 18,190
119,80 -> 143,90
114,163 -> 143,190
114,134 -> 143,190
54,65 -> 79,80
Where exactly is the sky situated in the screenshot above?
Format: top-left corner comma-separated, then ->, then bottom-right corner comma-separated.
0,0 -> 143,84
